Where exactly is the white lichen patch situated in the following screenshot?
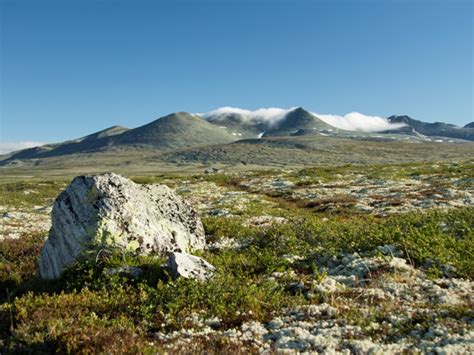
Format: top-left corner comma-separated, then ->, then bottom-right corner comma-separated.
0,206 -> 51,241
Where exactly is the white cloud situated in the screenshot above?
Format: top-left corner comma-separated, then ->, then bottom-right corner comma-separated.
0,141 -> 45,155
201,107 -> 406,132
200,106 -> 296,128
313,112 -> 406,132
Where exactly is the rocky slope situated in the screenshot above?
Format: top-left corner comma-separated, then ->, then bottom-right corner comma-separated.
386,115 -> 474,141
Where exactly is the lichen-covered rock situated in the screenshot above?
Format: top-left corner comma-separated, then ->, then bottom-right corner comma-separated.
166,252 -> 215,280
38,173 -> 205,279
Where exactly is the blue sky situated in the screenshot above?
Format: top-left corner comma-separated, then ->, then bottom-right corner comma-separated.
1,0 -> 472,147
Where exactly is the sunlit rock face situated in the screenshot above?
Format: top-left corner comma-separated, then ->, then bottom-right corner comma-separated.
38,173 -> 205,279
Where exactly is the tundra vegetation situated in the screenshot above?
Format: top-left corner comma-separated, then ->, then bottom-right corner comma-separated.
0,160 -> 473,353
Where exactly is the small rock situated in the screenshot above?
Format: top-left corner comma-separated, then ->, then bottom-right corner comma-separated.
166,252 -> 215,280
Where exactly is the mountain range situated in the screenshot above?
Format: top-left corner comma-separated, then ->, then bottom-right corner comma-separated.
2,107 -> 473,164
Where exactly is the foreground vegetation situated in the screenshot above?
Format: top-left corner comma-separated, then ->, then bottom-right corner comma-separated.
0,161 -> 473,352
1,209 -> 473,352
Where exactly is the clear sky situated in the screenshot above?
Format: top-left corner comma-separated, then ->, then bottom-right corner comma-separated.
1,0 -> 472,146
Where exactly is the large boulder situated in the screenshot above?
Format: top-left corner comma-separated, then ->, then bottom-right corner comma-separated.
38,173 -> 205,279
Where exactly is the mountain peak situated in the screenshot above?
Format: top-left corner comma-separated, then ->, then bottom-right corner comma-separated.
285,107 -> 312,117
290,106 -> 308,113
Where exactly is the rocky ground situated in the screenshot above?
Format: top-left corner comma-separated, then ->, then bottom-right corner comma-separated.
154,248 -> 473,353
0,165 -> 474,238
0,205 -> 52,242
0,161 -> 473,353
4,163 -> 472,241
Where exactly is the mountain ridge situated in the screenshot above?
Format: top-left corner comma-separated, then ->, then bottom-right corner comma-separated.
2,108 -> 473,163
386,115 -> 474,141
2,125 -> 130,160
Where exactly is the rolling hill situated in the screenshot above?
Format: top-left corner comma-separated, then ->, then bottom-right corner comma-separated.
109,112 -> 237,149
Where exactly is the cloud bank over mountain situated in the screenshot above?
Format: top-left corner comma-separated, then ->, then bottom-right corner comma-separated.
0,141 -> 46,155
200,107 -> 296,128
200,107 -> 406,132
314,112 -> 407,132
